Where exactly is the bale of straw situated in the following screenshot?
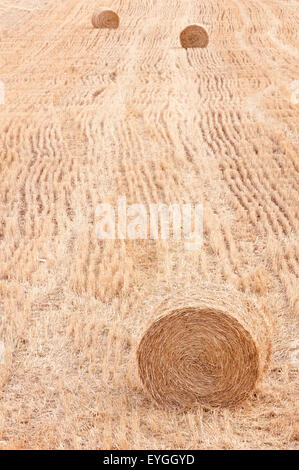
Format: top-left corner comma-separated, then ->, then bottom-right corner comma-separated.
137,284 -> 271,408
92,8 -> 120,29
180,24 -> 209,49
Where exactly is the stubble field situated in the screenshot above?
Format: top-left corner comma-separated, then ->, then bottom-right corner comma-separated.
0,0 -> 298,449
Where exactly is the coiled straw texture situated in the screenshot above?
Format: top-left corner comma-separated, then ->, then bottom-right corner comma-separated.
137,284 -> 271,409
180,24 -> 209,49
92,8 -> 120,29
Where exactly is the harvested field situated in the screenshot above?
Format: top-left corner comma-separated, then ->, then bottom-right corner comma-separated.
0,0 -> 298,450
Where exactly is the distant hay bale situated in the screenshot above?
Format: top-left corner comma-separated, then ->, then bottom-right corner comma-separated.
180,24 -> 209,49
137,284 -> 271,409
92,8 -> 120,29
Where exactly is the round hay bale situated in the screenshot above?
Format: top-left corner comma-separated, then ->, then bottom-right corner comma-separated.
180,24 -> 209,49
92,8 -> 120,29
137,285 -> 271,408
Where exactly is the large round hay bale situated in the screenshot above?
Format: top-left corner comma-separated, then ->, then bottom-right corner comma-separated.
137,284 -> 271,408
92,8 -> 120,29
180,24 -> 209,49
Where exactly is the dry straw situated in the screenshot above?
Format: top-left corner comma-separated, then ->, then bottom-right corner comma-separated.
92,8 -> 120,29
137,284 -> 271,409
180,24 -> 209,49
